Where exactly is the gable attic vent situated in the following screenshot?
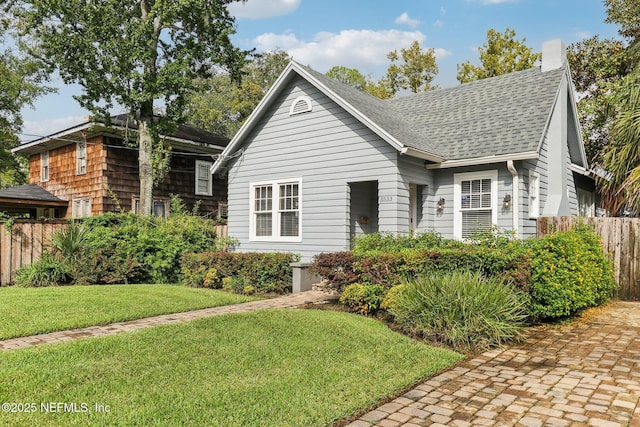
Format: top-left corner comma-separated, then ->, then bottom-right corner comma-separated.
289,96 -> 312,116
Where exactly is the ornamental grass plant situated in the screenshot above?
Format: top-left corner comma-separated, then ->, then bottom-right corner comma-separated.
389,270 -> 528,352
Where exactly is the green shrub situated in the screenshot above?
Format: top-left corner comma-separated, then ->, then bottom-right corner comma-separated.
13,256 -> 71,287
181,252 -> 299,294
12,212 -> 223,286
380,284 -> 406,313
528,224 -> 616,320
339,283 -> 385,315
389,271 -> 527,352
81,212 -> 221,284
351,231 -> 462,254
312,248 -> 530,291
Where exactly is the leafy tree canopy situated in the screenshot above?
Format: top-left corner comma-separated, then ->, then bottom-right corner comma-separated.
185,49 -> 291,139
8,0 -> 249,215
385,40 -> 438,93
457,28 -> 540,83
0,20 -> 51,188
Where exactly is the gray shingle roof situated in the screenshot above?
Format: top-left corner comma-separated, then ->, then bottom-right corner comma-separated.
299,63 -> 565,161
0,184 -> 67,203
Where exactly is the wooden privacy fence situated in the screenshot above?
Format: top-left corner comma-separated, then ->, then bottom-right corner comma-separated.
0,220 -> 68,286
0,220 -> 229,286
537,216 -> 640,301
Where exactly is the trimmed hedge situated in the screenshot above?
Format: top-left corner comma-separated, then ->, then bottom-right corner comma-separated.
181,252 -> 299,294
311,248 -> 530,291
528,224 -> 616,320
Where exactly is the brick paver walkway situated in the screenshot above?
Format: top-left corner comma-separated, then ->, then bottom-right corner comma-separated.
347,301 -> 640,427
0,290 -> 336,351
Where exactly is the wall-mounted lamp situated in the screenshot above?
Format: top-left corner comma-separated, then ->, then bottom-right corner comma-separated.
503,194 -> 512,208
437,197 -> 445,210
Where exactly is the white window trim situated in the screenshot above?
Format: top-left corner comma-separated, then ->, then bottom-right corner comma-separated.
529,170 -> 540,219
249,178 -> 302,243
195,160 -> 213,196
76,142 -> 87,175
72,197 -> 91,218
453,170 -> 498,240
41,151 -> 49,182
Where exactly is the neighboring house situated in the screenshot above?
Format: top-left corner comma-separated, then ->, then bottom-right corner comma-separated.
8,114 -> 229,219
210,39 -> 595,262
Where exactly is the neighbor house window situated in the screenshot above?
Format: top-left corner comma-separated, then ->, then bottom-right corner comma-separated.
41,151 -> 49,182
132,196 -> 170,218
454,171 -> 498,239
72,197 -> 91,218
577,188 -> 594,217
250,179 -> 301,241
195,160 -> 213,196
76,142 -> 87,175
529,171 -> 540,219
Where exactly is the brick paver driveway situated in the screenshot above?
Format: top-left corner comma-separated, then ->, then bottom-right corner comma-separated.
348,301 -> 640,427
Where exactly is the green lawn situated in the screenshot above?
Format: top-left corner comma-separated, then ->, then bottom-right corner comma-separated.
0,309 -> 464,426
0,285 -> 256,340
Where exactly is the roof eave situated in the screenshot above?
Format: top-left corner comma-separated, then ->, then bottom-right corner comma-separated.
211,62 -> 300,175
426,151 -> 539,169
400,147 -> 445,163
14,122 -> 226,156
12,122 -> 95,155
0,197 -> 68,206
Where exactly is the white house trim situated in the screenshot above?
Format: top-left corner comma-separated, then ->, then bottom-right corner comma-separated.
426,151 -> 538,169
249,178 -> 303,243
453,170 -> 499,240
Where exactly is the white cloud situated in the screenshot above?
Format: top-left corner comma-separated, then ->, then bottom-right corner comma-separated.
576,30 -> 591,39
22,116 -> 87,141
394,12 -> 420,28
254,29 -> 433,73
440,6 -> 446,15
433,19 -> 444,28
434,48 -> 452,59
228,0 -> 300,20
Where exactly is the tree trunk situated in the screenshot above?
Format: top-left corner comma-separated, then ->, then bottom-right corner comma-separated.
137,107 -> 154,216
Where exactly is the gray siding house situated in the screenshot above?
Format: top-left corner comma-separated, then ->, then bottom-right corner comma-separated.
211,40 -> 594,262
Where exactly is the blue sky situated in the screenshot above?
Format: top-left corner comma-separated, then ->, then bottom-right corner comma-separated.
20,0 -> 621,140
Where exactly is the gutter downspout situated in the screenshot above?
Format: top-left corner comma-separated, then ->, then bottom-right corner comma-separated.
507,160 -> 519,238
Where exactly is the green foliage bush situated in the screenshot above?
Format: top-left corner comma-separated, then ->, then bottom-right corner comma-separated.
13,212 -> 223,287
312,248 -> 530,291
13,255 -> 71,287
339,283 -> 385,315
351,231 -> 462,255
181,252 -> 299,294
389,271 -> 528,352
528,224 -> 616,320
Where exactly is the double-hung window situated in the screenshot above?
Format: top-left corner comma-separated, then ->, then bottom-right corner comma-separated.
76,142 -> 87,175
41,151 -> 49,182
454,171 -> 498,239
72,197 -> 91,218
250,179 -> 301,241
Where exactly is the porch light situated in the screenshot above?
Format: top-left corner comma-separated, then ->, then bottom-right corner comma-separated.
503,194 -> 511,208
437,198 -> 445,210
